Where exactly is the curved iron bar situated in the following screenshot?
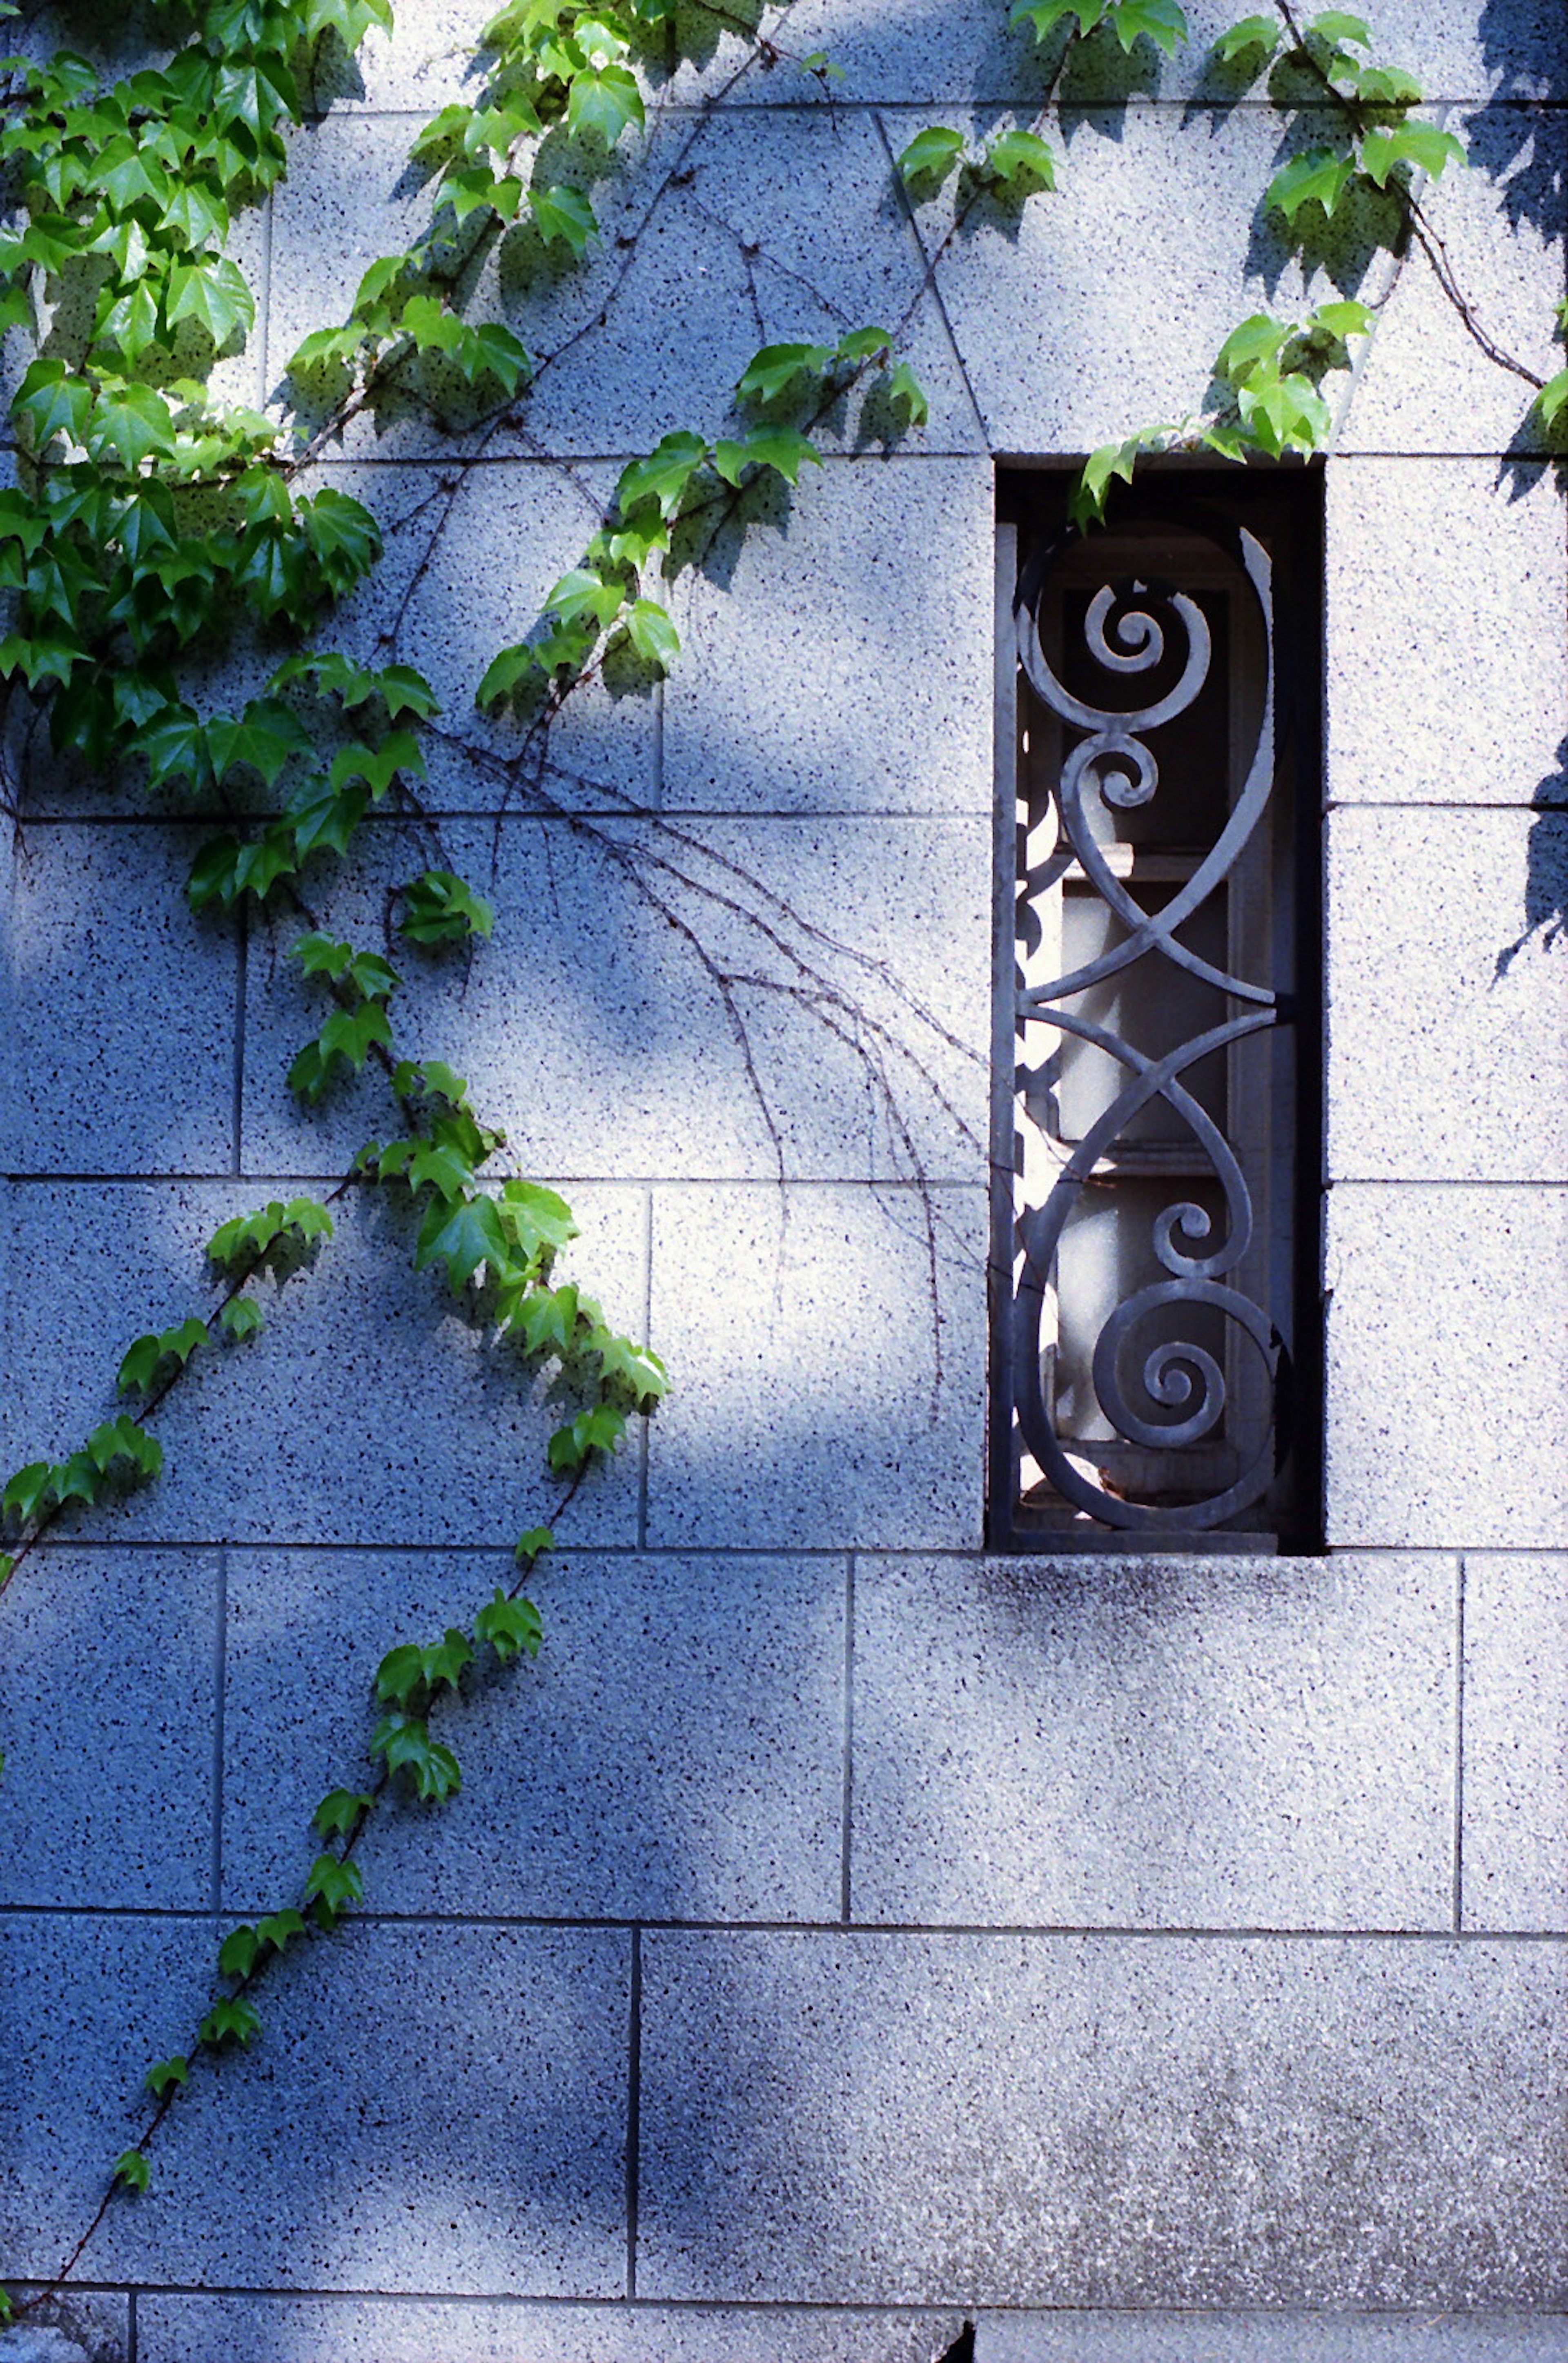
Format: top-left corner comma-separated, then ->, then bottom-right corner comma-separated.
1009,517 -> 1286,1533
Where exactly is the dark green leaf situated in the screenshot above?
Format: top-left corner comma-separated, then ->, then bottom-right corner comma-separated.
312,1788 -> 374,1840
113,2150 -> 150,2194
144,2054 -> 188,2099
474,1587 -> 542,1664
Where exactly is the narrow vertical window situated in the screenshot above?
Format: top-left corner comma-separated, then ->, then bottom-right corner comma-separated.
991,477 -> 1320,1549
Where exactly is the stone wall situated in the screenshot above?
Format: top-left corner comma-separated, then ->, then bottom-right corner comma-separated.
2,2 -> 1565,2357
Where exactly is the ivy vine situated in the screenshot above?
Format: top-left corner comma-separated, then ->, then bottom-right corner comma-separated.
0,0 -> 1557,2323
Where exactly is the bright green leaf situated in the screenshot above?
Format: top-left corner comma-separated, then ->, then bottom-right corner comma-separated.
897,124 -> 964,187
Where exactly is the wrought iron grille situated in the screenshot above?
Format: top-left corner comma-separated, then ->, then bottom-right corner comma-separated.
994,494 -> 1310,1544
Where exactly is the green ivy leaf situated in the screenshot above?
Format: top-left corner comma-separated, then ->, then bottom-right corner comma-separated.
897,125 -> 965,188
474,1586 -> 543,1664
1308,8 -> 1371,45
1359,122 -> 1465,187
547,1401 -> 627,1474
198,1995 -> 261,2048
116,1318 -> 206,1394
218,1923 -> 260,1980
1266,146 -> 1357,226
1215,311 -> 1290,382
2,1463 -> 56,1526
165,253 -> 256,347
256,1907 -> 307,1953
624,596 -> 681,670
399,869 -> 495,947
113,2149 -> 151,2194
1236,363 -> 1332,454
497,1178 -> 579,1266
1108,0 -> 1188,51
530,182 -> 597,256
888,361 -> 930,425
370,1711 -> 462,1802
475,642 -> 536,709
457,320 -> 531,394
218,1295 -> 264,1343
566,60 -> 644,143
711,425 -> 822,489
85,1415 -> 163,1482
736,342 -> 834,404
984,127 -> 1057,189
312,1788 -> 374,1840
516,1525 -> 553,1564
616,430 -> 708,522
1309,296 -> 1376,341
303,1851 -> 365,1929
1213,7 -> 1276,57
1538,365 -> 1568,428
414,1192 -> 511,1292
144,2054 -> 188,2100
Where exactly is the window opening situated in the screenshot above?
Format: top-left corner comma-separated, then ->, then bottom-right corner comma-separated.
991,477 -> 1321,1550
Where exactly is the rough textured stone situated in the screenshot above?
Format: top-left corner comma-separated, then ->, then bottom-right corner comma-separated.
1325,806 -> 1568,1182
1340,109 -> 1566,457
0,1182 -> 644,1548
0,1546 -> 218,1910
0,2295 -> 124,2363
308,458 -> 658,815
1324,1185 -> 1568,1549
1324,459 -> 1568,811
221,1548 -> 846,1922
1462,1552 -> 1568,1933
662,457 -> 995,815
853,1552 -> 1456,1931
240,814 -> 989,1182
644,1184 -> 987,1550
0,1916 -> 629,2294
269,113 -> 982,460
637,1930 -> 1568,2308
136,2295 -> 963,2362
0,824 -> 238,1175
976,2311 -> 1568,2361
915,105 -> 1357,456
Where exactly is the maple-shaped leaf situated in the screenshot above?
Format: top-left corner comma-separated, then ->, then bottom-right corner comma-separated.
218,1923 -> 260,1980
530,182 -> 597,257
313,1788 -> 375,1841
515,1525 -> 553,1566
547,1401 -> 627,1473
736,342 -> 833,404
198,1995 -> 261,2048
219,1295 -> 263,1343
616,430 -> 708,523
1359,122 -> 1465,187
414,1193 -> 511,1292
474,1586 -> 543,1664
256,1907 -> 307,1954
399,869 -> 494,947
1267,146 -> 1356,225
113,2150 -> 150,2194
370,1711 -> 462,1802
497,1179 -> 579,1267
898,125 -> 964,187
304,1851 -> 365,1930
144,2054 -> 188,2100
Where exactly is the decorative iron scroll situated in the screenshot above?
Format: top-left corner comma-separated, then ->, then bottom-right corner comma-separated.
1010,521 -> 1287,1532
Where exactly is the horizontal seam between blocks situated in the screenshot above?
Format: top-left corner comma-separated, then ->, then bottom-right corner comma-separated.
302,97 -> 1566,121
4,1906 -> 1566,1940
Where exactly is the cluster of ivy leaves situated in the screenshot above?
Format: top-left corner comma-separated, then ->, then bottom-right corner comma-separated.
0,0 -> 1559,2321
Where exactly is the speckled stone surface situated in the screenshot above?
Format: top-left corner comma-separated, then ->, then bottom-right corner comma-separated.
0,1181 -> 645,1547
906,105 -> 1344,457
0,824 -> 239,1175
1338,108 -> 1566,457
853,1552 -> 1455,1931
637,1929 -> 1568,2308
643,1183 -> 987,1551
0,2294 -> 124,2363
1324,1185 -> 1568,1548
976,2310 -> 1568,2360
135,2296 -> 964,2362
220,1548 -> 846,1922
1462,1553 -> 1568,1933
0,1546 -> 219,1910
237,813 -> 989,1183
1324,459 -> 1568,811
0,1915 -> 630,2293
1325,806 -> 1568,1182
660,456 -> 994,816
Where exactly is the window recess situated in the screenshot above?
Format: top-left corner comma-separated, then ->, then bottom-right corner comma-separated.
991,477 -> 1321,1551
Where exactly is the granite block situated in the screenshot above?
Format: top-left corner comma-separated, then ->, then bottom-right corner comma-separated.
239,813 -> 989,1181
295,457 -> 658,814
853,1552 -> 1455,1931
1323,1185 -> 1568,1549
761,0 -> 1566,104
1324,459 -> 1568,811
661,456 -> 995,815
135,2294 -> 963,2362
1462,1551 -> 1568,1932
637,1929 -> 1568,2307
0,1915 -> 629,2293
0,1180 -> 644,1548
1341,108 -> 1566,457
269,111 -> 981,459
918,105 -> 1369,457
0,1546 -> 219,1911
1325,806 -> 1568,1182
0,2289 -> 129,2363
221,1548 -> 845,1922
976,2309 -> 1568,2361
644,1183 -> 987,1551
0,825 -> 238,1175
